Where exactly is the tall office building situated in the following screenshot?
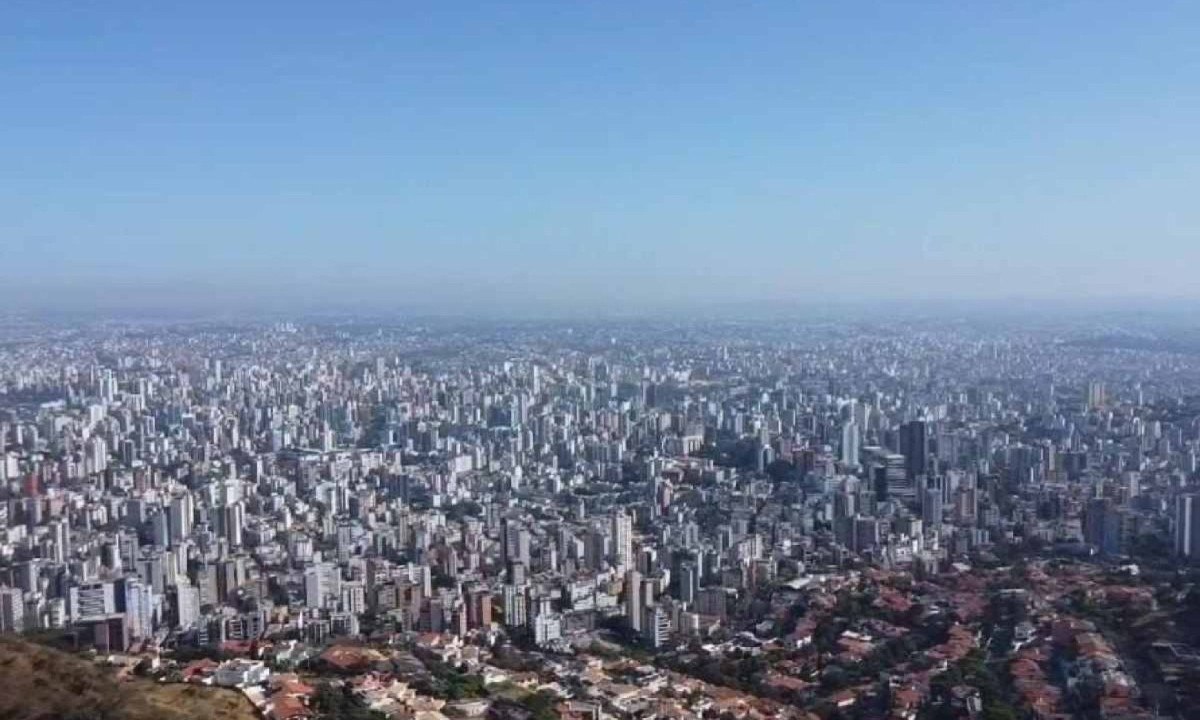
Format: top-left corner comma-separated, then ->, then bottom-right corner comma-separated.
1175,495 -> 1200,560
922,488 -> 943,526
49,518 -> 71,564
138,554 -> 166,595
69,581 -> 117,622
1085,498 -> 1122,556
0,587 -> 24,633
169,492 -> 193,546
899,420 -> 928,480
500,517 -> 530,580
585,527 -> 608,571
115,576 -> 154,640
677,562 -> 698,604
151,512 -> 171,547
224,502 -> 245,548
624,569 -> 642,633
467,588 -> 492,629
501,518 -> 530,568
641,605 -> 670,648
612,510 -> 633,573
841,420 -> 860,467
502,584 -> 527,628
865,447 -> 911,503
173,582 -> 200,629
86,436 -> 108,475
304,562 -> 341,609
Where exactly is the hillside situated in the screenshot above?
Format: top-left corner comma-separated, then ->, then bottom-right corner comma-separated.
0,637 -> 258,720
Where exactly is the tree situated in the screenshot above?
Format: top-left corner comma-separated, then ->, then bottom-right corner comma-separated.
520,690 -> 560,720
311,681 -> 387,720
981,702 -> 1017,720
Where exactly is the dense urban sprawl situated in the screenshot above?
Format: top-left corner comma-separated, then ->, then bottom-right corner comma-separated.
3,316 -> 1200,720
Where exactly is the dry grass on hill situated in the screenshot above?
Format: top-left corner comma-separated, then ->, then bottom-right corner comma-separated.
0,637 -> 258,720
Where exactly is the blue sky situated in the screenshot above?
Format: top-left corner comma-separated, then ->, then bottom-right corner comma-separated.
3,1 -> 1199,314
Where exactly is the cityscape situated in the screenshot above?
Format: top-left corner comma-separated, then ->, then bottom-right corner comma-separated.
6,2 -> 1200,720
4,315 -> 1200,720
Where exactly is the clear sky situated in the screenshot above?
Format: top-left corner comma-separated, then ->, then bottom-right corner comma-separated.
3,1 -> 1199,316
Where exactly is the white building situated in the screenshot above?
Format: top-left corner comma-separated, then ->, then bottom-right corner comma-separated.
214,659 -> 270,688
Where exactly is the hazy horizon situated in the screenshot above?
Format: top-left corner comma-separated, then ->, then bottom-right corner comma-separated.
5,2 -> 1200,313
9,288 -> 1200,325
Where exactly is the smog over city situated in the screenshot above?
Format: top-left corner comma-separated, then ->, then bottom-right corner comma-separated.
3,3 -> 1200,720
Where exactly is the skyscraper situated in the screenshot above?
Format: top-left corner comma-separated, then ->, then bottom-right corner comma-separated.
169,492 -> 193,546
49,518 -> 71,564
624,569 -> 642,633
500,517 -> 530,580
612,510 -> 633,573
641,605 -> 670,648
467,588 -> 492,629
0,587 -> 24,633
173,582 -> 200,630
502,584 -> 527,628
69,581 -> 117,622
1084,498 -> 1122,556
841,420 -> 860,467
224,501 -> 244,548
1175,495 -> 1200,560
305,562 -> 340,609
922,488 -> 943,526
899,420 -> 928,480
678,562 -> 698,604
